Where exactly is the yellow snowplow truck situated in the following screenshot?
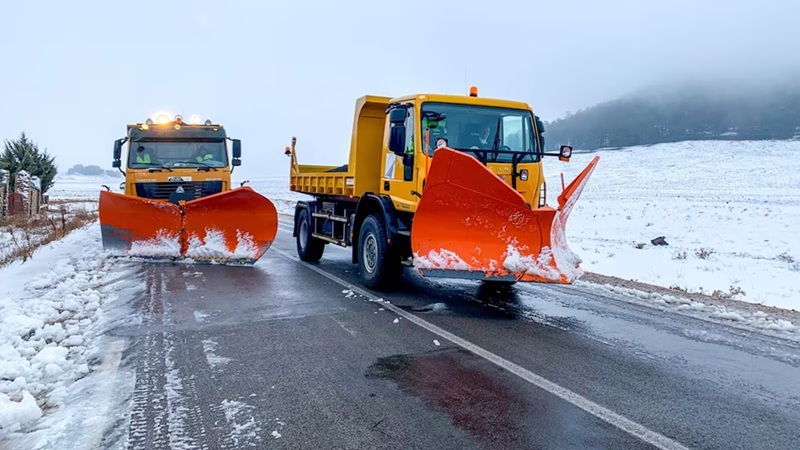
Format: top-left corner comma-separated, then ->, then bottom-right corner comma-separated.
286,88 -> 599,290
99,114 -> 278,264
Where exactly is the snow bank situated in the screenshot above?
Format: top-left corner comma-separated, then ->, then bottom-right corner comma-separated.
0,221 -> 137,440
583,281 -> 799,341
0,391 -> 42,432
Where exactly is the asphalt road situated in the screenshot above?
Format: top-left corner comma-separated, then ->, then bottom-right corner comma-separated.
107,218 -> 800,449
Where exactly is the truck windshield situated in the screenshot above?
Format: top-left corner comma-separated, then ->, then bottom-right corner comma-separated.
128,140 -> 228,169
420,102 -> 539,163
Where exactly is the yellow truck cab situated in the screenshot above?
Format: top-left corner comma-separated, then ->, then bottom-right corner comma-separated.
112,114 -> 242,204
288,88 -> 582,290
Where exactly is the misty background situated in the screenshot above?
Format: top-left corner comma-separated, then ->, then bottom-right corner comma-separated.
1,0 -> 799,179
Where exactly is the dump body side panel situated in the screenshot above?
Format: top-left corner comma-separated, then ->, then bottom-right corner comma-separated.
289,95 -> 391,198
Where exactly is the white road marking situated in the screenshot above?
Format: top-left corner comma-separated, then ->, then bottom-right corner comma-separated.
271,243 -> 690,450
331,316 -> 357,337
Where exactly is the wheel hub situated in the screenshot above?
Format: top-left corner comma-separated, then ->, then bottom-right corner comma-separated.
363,233 -> 378,273
299,220 -> 308,248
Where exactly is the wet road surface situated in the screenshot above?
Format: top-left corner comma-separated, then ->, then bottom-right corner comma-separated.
107,218 -> 800,449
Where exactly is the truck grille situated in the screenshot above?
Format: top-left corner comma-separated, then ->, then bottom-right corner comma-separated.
135,181 -> 223,200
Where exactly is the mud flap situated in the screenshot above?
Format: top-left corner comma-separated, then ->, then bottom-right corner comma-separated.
409,147 -> 599,283
98,187 -> 278,265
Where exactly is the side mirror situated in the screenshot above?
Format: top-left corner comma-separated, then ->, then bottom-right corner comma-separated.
559,145 -> 572,162
232,139 -> 242,158
387,108 -> 407,155
113,138 -> 123,161
535,116 -> 546,150
112,160 -> 121,168
231,139 -> 242,167
113,139 -> 123,159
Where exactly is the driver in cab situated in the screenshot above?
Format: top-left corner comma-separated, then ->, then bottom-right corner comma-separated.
195,146 -> 214,163
468,124 -> 494,150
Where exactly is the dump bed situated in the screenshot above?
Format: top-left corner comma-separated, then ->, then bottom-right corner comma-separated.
289,95 -> 391,198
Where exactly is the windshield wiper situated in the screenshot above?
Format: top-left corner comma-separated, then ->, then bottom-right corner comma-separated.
490,117 -> 504,161
168,161 -> 219,171
139,162 -> 173,172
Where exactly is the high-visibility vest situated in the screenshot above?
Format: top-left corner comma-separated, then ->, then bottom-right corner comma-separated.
195,154 -> 212,163
136,153 -> 151,163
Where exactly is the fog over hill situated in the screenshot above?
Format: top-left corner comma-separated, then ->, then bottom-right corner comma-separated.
543,74 -> 800,151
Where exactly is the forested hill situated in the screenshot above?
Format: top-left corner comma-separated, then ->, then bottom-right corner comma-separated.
542,79 -> 800,150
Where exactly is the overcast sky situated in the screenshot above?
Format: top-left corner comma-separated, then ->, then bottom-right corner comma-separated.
1,0 -> 798,178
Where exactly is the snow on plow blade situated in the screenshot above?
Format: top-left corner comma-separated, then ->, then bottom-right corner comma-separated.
99,187 -> 278,265
182,187 -> 278,264
410,147 -> 599,283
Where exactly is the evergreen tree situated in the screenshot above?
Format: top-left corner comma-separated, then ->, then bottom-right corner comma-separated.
0,132 -> 58,192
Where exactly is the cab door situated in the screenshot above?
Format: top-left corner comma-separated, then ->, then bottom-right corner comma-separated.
381,104 -> 417,213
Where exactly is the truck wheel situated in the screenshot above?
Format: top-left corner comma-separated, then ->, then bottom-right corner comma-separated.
358,214 -> 402,290
296,208 -> 325,262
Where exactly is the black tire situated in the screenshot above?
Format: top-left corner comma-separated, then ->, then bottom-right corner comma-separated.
358,214 -> 402,290
296,207 -> 325,262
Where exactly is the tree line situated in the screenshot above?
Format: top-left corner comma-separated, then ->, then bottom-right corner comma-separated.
0,132 -> 58,192
542,80 -> 800,150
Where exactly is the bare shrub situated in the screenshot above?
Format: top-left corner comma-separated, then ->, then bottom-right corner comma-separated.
0,203 -> 98,267
695,248 -> 714,259
711,285 -> 746,300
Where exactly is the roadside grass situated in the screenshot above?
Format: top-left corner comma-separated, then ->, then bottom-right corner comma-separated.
0,200 -> 98,267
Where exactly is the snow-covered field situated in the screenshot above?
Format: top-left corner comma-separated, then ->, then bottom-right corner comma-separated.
248,140 -> 800,311
244,178 -> 312,216
543,140 -> 800,311
46,175 -> 121,201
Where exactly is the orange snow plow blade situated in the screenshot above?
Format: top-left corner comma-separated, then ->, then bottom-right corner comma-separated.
99,192 -> 183,258
410,147 -> 599,283
182,187 -> 278,264
99,187 -> 278,265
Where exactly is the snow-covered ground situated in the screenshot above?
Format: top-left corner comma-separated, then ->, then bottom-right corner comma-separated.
243,178 -> 312,216
246,140 -> 800,311
0,222 -> 140,447
542,140 -> 800,311
47,175 -> 121,201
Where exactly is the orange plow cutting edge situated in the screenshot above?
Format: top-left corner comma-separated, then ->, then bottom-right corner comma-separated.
410,147 -> 599,283
99,186 -> 278,265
